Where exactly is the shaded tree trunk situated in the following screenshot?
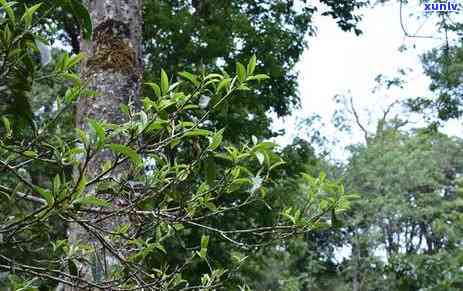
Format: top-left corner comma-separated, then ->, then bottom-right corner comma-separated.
351,231 -> 360,291
66,0 -> 143,289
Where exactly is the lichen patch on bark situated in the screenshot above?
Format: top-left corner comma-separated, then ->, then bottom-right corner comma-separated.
86,20 -> 136,74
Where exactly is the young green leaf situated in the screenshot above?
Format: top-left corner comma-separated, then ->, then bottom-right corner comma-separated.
109,144 -> 143,168
269,160 -> 286,171
161,69 -> 169,96
247,54 -> 257,76
36,187 -> 54,206
209,129 -> 224,150
66,52 -> 85,68
76,128 -> 89,145
1,116 -> 12,138
198,235 -> 209,259
255,151 -> 265,165
21,3 -> 42,28
0,0 -> 16,25
89,119 -> 105,150
216,78 -> 231,94
183,129 -> 211,137
23,151 -> 38,158
154,243 -> 167,254
178,71 -> 199,86
73,196 -> 111,208
246,74 -> 270,81
146,82 -> 161,98
236,62 -> 246,82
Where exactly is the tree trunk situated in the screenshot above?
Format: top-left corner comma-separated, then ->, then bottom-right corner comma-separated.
66,0 -> 143,289
352,231 -> 361,291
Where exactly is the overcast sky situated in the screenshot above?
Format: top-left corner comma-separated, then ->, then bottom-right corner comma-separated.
272,1 -> 462,161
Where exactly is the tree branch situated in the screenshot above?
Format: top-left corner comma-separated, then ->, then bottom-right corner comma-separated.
349,97 -> 369,144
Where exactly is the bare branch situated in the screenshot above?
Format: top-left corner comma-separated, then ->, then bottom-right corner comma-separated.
349,97 -> 369,144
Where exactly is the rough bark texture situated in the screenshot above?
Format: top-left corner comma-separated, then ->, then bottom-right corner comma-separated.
66,1 -> 143,289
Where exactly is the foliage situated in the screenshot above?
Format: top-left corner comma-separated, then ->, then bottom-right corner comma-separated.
0,3 -> 351,289
408,44 -> 463,122
19,0 -> 366,142
407,13 -> 463,124
141,0 -> 366,140
0,0 -> 90,132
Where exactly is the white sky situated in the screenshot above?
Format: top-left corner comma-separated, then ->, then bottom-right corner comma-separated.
272,1 -> 463,161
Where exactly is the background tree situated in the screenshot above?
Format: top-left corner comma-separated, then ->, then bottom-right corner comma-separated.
405,9 -> 463,125
282,99 -> 463,290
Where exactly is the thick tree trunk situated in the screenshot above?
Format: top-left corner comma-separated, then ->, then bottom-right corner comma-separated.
66,1 -> 143,289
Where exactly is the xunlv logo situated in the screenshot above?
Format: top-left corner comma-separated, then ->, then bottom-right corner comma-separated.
423,1 -> 461,11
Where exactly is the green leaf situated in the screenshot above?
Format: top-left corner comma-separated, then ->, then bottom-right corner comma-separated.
89,119 -> 105,150
1,116 -> 12,138
36,186 -> 54,205
255,151 -> 265,165
66,52 -> 85,68
247,54 -> 257,76
21,3 -> 41,27
236,62 -> 246,82
23,150 -> 38,158
109,144 -> 143,168
146,119 -> 169,132
76,128 -> 89,145
0,0 -> 16,25
75,175 -> 87,196
146,82 -> 161,98
158,99 -> 176,111
198,235 -> 209,259
238,84 -> 251,91
216,78 -> 231,94
178,71 -> 199,86
154,243 -> 167,254
3,23 -> 11,44
209,129 -> 224,150
183,129 -> 211,137
213,152 -> 232,162
246,74 -> 270,81
183,104 -> 199,110
161,69 -> 169,96
73,195 -> 111,207
64,86 -> 82,102
229,178 -> 252,192
269,161 -> 286,171
64,71 -> 80,83
205,201 -> 217,211
53,175 -> 61,197
201,234 -> 209,249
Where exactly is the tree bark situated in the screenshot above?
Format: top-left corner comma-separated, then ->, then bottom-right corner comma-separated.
352,231 -> 361,291
66,0 -> 143,289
